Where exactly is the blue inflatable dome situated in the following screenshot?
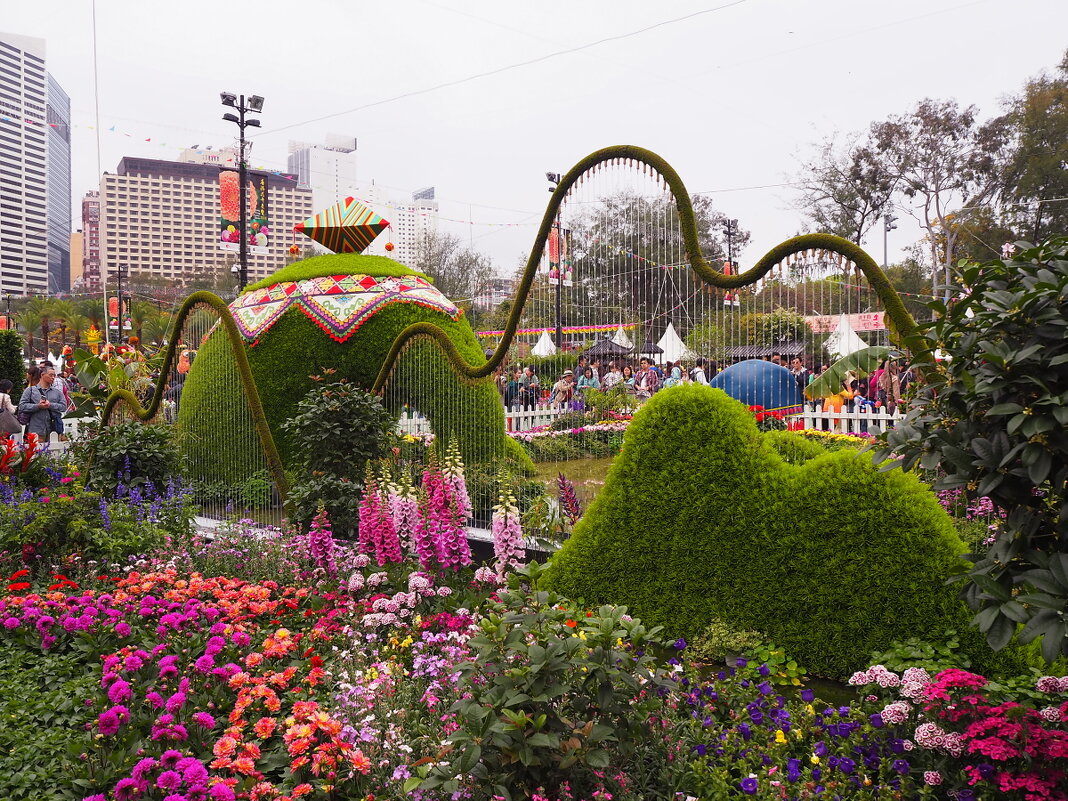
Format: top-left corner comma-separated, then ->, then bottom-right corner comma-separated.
710,359 -> 804,414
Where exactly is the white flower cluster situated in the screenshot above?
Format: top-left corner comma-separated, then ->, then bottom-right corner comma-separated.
848,665 -> 900,688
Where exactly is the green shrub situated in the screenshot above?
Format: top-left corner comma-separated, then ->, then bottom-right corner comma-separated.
687,618 -> 766,664
418,563 -> 673,801
549,411 -> 588,431
764,430 -> 827,464
77,422 -> 181,497
542,384 -> 986,678
0,329 -> 25,401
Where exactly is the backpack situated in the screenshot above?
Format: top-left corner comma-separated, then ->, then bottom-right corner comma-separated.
14,387 -> 39,427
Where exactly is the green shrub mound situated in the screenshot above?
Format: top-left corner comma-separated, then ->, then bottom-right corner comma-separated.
179,254 -> 530,484
764,429 -> 827,464
541,384 -> 982,678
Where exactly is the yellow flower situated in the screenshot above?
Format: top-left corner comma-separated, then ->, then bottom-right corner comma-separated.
810,755 -> 820,765
400,636 -> 413,648
805,704 -> 816,716
774,730 -> 787,744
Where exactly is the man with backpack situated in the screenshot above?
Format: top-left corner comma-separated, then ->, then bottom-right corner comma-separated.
18,364 -> 66,439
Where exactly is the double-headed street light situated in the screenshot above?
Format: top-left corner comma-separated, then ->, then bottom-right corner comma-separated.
220,92 -> 265,291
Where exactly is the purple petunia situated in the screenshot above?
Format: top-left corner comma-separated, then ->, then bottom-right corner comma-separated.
740,777 -> 758,795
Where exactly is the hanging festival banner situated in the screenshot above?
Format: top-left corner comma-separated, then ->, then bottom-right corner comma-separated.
547,224 -> 574,287
805,312 -> 886,333
219,169 -> 271,255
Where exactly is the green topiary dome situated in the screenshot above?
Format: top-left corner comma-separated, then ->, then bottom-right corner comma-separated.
177,253 -> 530,485
541,383 -> 986,678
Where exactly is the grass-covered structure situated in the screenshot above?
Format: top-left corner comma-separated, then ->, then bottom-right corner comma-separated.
178,253 -> 529,484
541,383 -> 984,677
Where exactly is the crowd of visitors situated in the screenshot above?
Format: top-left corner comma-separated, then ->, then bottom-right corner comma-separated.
493,350 -> 915,423
494,355 -> 721,410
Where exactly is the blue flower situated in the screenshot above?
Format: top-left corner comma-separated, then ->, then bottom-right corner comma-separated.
757,681 -> 774,696
674,638 -> 687,650
892,759 -> 910,775
736,657 -> 748,668
739,778 -> 758,795
800,688 -> 815,702
869,713 -> 884,728
814,741 -> 828,757
838,757 -> 856,775
737,723 -> 752,741
693,744 -> 707,757
978,764 -> 995,781
758,663 -> 771,676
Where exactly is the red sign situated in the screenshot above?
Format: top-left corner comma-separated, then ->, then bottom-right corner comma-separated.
805,312 -> 886,333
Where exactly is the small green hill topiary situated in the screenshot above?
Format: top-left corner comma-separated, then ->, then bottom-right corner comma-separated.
763,429 -> 827,464
541,384 -> 984,678
178,253 -> 531,485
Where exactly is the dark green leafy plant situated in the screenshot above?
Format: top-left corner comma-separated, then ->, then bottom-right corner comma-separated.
415,563 -> 672,801
76,421 -> 181,497
0,329 -> 25,401
870,630 -> 974,674
281,377 -> 393,536
879,237 -> 1068,661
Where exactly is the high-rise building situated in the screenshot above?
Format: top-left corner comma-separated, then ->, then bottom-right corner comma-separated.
286,135 -> 357,213
362,185 -> 439,267
0,33 -> 58,294
81,190 -> 100,288
97,153 -> 313,286
46,72 -> 71,293
69,229 -> 83,286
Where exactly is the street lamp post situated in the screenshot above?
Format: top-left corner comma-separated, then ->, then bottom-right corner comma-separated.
546,171 -> 563,348
220,92 -> 264,292
883,213 -> 898,269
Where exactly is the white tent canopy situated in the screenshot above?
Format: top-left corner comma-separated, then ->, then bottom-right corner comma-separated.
825,314 -> 868,360
531,330 -> 557,357
656,322 -> 695,363
611,324 -> 633,349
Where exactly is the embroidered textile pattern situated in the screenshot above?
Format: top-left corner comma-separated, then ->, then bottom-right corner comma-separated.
229,274 -> 461,344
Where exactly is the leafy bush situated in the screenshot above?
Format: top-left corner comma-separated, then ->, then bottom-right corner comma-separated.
75,422 -> 181,497
548,411 -> 588,431
419,563 -> 673,801
880,237 -> 1068,661
687,617 -> 766,664
282,378 -> 393,536
543,384 -> 989,678
0,329 -> 25,401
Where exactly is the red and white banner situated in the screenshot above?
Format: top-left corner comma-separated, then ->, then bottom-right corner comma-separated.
805,312 -> 886,333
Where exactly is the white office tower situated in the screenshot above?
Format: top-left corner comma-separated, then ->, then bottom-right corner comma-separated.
286,135 -> 358,213
0,33 -> 71,293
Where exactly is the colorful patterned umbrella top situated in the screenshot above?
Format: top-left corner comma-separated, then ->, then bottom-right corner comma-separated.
228,274 -> 460,345
294,197 -> 389,253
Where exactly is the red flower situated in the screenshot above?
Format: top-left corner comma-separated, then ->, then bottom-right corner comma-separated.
565,619 -> 577,628
7,582 -> 31,592
9,570 -> 29,579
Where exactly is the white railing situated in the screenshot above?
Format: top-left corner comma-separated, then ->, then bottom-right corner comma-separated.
796,402 -> 904,435
397,403 -> 571,437
397,400 -> 904,440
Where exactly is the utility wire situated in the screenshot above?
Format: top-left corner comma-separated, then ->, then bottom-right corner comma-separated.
255,1 -> 747,137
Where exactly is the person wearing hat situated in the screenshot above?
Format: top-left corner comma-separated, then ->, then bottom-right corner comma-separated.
551,370 -> 575,409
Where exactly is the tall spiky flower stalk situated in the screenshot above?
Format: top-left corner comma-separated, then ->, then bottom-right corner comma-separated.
358,466 -> 380,557
492,480 -> 524,576
389,468 -> 420,555
442,435 -> 472,523
557,473 -> 582,526
308,506 -> 337,579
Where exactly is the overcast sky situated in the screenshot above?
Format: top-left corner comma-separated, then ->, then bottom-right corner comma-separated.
8,0 -> 1068,275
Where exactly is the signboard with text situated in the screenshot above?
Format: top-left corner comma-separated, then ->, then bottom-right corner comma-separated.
804,312 -> 886,333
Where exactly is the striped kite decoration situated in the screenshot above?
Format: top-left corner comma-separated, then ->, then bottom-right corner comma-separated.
294,197 -> 389,253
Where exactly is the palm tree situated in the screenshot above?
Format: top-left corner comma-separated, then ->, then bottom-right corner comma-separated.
14,306 -> 43,359
50,300 -> 76,349
129,300 -> 160,350
65,314 -> 92,349
142,312 -> 172,351
76,298 -> 105,331
22,297 -> 54,358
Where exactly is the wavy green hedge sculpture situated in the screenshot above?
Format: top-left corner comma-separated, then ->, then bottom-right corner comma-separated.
178,256 -> 531,485
541,384 -> 985,678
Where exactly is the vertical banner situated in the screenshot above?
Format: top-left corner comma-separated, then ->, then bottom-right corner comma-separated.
547,224 -> 574,287
219,169 -> 272,255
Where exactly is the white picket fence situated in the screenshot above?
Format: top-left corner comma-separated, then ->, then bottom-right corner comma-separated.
397,404 -> 568,436
398,400 -> 904,438
797,402 -> 904,435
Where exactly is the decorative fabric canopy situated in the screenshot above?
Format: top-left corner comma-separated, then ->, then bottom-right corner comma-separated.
656,322 -> 695,363
825,314 -> 868,360
230,274 -> 460,345
294,197 -> 389,253
531,330 -> 557,357
611,324 -> 634,349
